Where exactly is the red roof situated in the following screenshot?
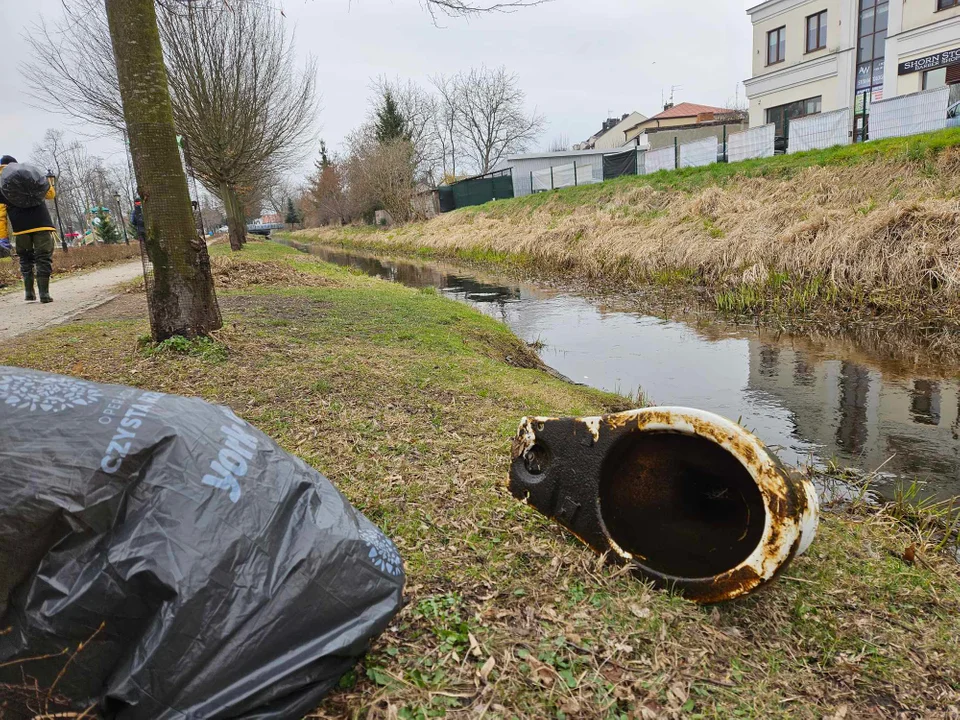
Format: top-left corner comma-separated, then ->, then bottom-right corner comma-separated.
647,102 -> 735,121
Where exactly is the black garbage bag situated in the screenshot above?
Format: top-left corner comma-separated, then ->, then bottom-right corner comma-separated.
0,164 -> 51,208
0,367 -> 405,719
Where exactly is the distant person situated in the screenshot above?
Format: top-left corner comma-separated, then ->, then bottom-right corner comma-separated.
131,196 -> 146,242
0,155 -> 58,303
0,158 -> 10,285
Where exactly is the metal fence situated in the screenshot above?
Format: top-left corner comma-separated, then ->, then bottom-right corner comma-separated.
788,108 -> 852,154
680,137 -> 719,169
871,86 -> 950,141
532,162 -> 598,191
500,87 -> 958,198
645,146 -> 676,174
728,123 -> 775,163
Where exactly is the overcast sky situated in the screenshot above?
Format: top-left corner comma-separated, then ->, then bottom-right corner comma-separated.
1,0 -> 754,181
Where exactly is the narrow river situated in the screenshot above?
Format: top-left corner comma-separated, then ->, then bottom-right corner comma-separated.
286,240 -> 960,502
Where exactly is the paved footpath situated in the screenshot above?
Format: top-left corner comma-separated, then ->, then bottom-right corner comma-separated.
0,261 -> 143,341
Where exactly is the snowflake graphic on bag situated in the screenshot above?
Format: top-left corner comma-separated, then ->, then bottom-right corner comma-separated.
359,525 -> 403,577
0,373 -> 103,413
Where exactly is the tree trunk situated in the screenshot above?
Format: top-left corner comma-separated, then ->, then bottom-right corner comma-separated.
105,0 -> 221,340
220,181 -> 244,252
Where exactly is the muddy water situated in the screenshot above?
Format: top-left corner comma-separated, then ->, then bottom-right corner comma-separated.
292,242 -> 960,502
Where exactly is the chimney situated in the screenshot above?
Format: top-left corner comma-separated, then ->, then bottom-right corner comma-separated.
663,102 -> 674,111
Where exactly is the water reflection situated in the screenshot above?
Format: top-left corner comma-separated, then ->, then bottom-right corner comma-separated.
291,242 -> 960,501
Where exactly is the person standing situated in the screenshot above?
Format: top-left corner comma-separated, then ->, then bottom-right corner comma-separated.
0,159 -> 10,287
130,196 -> 146,242
0,155 -> 58,303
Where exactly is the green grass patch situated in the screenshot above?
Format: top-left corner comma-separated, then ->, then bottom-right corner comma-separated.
2,242 -> 957,717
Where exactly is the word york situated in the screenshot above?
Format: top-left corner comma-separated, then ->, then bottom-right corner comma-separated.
201,407 -> 259,503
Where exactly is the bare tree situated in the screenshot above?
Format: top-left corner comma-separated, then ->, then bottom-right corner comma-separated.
24,2 -> 125,133
548,134 -> 570,152
159,3 -> 317,251
32,130 -> 134,243
451,66 -> 545,174
371,77 -> 442,187
421,0 -> 550,20
262,172 -> 301,218
431,74 -> 461,181
344,127 -> 419,224
27,1 -> 316,253
105,0 -> 221,340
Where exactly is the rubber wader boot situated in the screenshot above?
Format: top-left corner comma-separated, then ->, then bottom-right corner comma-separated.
38,276 -> 52,304
24,273 -> 36,302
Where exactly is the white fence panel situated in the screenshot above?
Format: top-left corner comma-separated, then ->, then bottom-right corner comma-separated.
531,167 -> 552,192
788,109 -> 851,153
531,162 -> 600,191
680,137 -> 719,168
644,146 -> 676,174
552,163 -> 576,188
870,87 -> 949,140
728,124 -> 775,163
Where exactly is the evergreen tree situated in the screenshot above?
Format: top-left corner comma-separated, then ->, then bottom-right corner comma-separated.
285,198 -> 300,225
95,208 -> 121,244
374,91 -> 408,144
316,139 -> 331,171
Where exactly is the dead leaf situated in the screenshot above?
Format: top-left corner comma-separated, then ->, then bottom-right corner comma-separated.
559,697 -> 581,714
468,632 -> 482,658
629,604 -> 651,620
903,544 -> 917,565
478,656 -> 496,683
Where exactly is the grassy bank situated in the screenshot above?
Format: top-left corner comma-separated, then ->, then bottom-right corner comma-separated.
2,241 -> 959,718
292,128 -> 960,323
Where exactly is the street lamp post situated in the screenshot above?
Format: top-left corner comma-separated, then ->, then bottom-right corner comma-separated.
114,192 -> 130,245
46,170 -> 68,253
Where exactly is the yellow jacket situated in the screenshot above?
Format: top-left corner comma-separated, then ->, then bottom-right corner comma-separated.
0,166 -> 57,236
0,164 -> 8,240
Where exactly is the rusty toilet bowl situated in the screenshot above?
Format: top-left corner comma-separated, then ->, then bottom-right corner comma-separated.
508,407 -> 819,603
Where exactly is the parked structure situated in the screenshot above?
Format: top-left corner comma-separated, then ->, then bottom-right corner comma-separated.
745,0 -> 960,142
502,148 -> 613,197
574,112 -> 648,150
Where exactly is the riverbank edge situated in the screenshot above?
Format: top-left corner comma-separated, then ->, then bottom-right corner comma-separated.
284,224 -> 960,323
2,241 -> 958,717
279,229 -> 960,373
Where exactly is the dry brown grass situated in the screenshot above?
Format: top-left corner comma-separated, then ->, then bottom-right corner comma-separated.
294,148 -> 960,315
209,254 -> 335,289
0,243 -> 139,287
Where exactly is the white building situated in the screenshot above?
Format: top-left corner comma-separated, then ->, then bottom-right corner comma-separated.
504,148 -> 618,197
744,0 -> 960,141
574,112 -> 648,151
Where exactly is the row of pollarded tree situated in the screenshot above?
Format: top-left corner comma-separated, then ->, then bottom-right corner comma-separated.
30,0 -> 316,255
303,69 -> 546,227
29,0 -> 547,340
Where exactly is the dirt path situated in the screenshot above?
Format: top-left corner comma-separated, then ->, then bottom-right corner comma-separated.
0,261 -> 143,341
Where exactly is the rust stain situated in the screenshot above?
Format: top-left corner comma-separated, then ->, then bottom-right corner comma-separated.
507,407 -> 818,604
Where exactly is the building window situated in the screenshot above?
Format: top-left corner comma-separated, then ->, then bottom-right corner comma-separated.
938,0 -> 960,10
854,0 -> 889,142
923,65 -> 960,105
807,11 -> 828,52
765,96 -> 822,138
768,26 -> 786,65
